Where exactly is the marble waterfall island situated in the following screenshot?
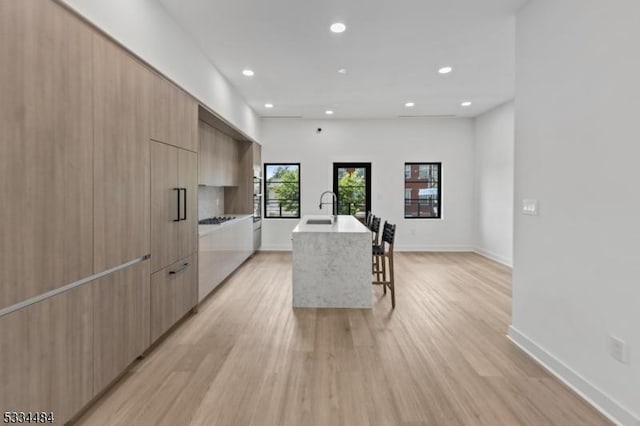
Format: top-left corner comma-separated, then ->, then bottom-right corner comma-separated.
292,215 -> 372,308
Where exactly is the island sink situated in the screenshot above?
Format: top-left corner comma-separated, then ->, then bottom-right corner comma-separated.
305,218 -> 333,225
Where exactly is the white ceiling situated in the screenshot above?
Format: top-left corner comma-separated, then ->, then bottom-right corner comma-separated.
159,0 -> 528,119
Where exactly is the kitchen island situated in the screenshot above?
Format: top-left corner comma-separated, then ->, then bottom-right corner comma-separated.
292,215 -> 372,308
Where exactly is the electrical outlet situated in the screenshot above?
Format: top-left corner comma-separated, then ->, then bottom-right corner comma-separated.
609,336 -> 629,364
216,198 -> 220,206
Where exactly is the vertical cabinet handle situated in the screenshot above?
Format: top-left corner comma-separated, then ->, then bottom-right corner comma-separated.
173,188 -> 181,222
180,188 -> 187,221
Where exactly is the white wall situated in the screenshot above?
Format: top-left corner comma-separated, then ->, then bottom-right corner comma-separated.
473,101 -> 514,266
60,0 -> 261,142
261,118 -> 474,251
511,1 -> 640,424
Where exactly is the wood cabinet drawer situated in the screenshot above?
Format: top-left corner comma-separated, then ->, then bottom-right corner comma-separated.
93,260 -> 150,393
150,254 -> 198,343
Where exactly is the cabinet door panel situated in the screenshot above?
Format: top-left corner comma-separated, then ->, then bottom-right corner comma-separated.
0,0 -> 93,309
173,89 -> 198,153
151,141 -> 179,273
178,149 -> 198,259
0,285 -> 93,424
150,254 -> 198,342
93,34 -> 150,271
151,75 -> 198,153
93,260 -> 150,393
150,74 -> 171,145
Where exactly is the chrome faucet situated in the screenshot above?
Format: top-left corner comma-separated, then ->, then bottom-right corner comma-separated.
318,190 -> 338,219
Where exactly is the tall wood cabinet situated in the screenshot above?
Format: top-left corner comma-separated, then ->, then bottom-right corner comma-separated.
93,33 -> 151,272
0,0 -> 200,421
0,0 -> 94,309
150,141 -> 198,273
150,141 -> 198,342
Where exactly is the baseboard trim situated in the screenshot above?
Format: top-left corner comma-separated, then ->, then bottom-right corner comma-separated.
258,245 -> 291,251
507,326 -> 639,426
395,245 -> 473,252
473,247 -> 512,267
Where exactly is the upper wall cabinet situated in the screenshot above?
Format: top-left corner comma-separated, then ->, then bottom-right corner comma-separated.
0,0 -> 94,309
150,74 -> 198,153
93,34 -> 151,272
198,121 -> 240,187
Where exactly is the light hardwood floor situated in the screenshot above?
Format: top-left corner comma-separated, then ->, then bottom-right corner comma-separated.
74,252 -> 611,426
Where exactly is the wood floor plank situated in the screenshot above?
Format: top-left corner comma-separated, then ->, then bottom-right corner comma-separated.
74,252 -> 611,426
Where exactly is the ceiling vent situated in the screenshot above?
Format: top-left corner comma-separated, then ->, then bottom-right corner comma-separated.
262,115 -> 303,119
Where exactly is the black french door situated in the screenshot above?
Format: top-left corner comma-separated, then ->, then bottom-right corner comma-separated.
332,162 -> 371,220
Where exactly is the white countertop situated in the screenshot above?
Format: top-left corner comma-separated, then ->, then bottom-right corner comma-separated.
199,214 -> 253,237
292,215 -> 370,234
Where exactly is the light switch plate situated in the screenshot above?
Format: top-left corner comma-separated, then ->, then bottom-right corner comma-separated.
522,199 -> 539,215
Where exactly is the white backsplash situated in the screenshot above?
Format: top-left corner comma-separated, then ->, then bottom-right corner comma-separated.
198,186 -> 225,220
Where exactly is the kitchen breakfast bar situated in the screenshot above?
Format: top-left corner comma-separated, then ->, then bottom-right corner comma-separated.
292,215 -> 372,308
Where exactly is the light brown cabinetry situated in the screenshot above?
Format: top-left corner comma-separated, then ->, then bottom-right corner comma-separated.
0,0 -> 94,309
150,142 -> 179,272
198,120 -> 217,184
198,121 -> 241,186
178,149 -> 199,258
93,260 -> 150,393
93,33 -> 150,272
225,141 -> 262,215
150,254 -> 198,342
224,141 -> 253,213
151,141 -> 198,273
0,285 -> 94,424
150,74 -> 198,153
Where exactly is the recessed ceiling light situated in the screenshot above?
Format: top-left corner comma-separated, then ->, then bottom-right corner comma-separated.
325,110 -> 334,115
264,103 -> 273,108
242,69 -> 254,77
405,102 -> 415,107
337,68 -> 347,74
438,66 -> 453,74
461,101 -> 472,107
330,22 -> 346,33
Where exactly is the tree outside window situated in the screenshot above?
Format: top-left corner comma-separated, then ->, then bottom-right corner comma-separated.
264,164 -> 300,218
336,169 -> 366,215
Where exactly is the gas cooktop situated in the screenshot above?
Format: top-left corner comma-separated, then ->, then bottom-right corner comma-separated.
198,216 -> 236,225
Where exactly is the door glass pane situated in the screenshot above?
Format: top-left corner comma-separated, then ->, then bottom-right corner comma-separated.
335,166 -> 367,219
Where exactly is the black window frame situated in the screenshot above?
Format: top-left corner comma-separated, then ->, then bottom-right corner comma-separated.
404,162 -> 442,219
264,163 -> 301,219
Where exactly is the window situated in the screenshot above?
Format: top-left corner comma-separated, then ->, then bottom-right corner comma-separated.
264,163 -> 300,218
404,162 -> 441,219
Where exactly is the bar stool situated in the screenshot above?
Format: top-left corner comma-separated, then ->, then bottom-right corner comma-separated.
369,215 -> 381,245
364,211 -> 372,228
373,221 -> 397,308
